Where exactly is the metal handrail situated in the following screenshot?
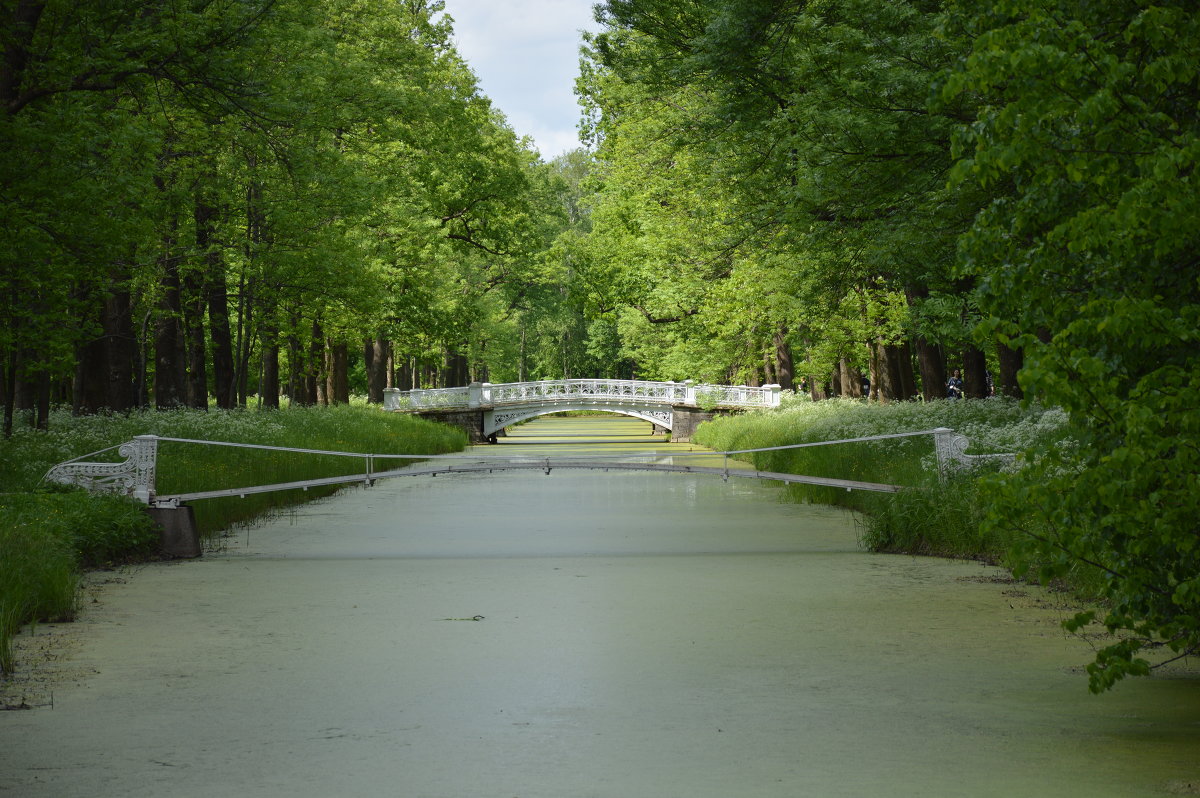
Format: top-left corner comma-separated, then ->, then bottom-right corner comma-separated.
42,427 -> 1014,507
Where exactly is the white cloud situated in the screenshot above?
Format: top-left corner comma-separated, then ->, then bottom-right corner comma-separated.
438,0 -> 598,159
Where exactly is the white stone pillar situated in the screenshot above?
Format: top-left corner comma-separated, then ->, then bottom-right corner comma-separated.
468,381 -> 484,408
765,384 -> 782,407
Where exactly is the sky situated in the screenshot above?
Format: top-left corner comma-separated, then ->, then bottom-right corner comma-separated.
436,0 -> 601,160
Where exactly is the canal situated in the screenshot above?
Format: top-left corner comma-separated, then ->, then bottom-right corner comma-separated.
2,416 -> 1197,796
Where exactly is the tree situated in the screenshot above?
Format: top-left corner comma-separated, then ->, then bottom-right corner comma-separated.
585,0 -> 986,395
2,0 -> 566,423
943,0 -> 1200,691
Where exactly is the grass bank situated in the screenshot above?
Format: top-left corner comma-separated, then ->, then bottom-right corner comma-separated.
694,395 -> 1070,563
0,404 -> 466,675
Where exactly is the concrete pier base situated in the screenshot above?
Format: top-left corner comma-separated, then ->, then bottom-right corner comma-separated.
670,406 -> 732,442
146,505 -> 202,559
416,408 -> 487,443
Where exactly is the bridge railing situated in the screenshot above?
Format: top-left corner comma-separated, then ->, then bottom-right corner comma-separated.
42,427 -> 1014,507
384,379 -> 782,411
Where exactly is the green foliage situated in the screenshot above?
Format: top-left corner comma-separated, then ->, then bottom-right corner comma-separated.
859,471 -> 1014,562
582,0 -> 983,384
1,493 -> 159,570
942,0 -> 1200,691
0,521 -> 76,675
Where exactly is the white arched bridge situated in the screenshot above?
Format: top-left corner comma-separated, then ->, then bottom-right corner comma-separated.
383,379 -> 783,442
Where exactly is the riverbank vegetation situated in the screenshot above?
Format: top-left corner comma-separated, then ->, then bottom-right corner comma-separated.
0,405 -> 464,674
696,397 -> 1068,560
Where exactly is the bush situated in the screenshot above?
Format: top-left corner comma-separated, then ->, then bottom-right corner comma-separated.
858,467 -> 1015,561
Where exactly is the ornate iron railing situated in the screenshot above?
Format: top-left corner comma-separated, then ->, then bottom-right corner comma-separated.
384,379 -> 783,411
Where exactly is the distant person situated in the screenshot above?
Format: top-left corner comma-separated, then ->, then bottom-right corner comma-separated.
946,369 -> 964,400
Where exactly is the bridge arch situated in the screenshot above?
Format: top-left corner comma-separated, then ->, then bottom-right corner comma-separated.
485,402 -> 673,436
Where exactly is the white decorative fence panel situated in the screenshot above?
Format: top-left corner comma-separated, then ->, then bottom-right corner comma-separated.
385,379 -> 782,411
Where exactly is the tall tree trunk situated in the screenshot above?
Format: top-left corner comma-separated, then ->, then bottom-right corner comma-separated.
195,192 -> 234,409
913,336 -> 945,403
839,357 -> 862,398
105,283 -> 137,412
2,350 -> 16,438
260,329 -> 279,409
773,327 -> 794,390
442,347 -> 469,387
963,345 -> 988,399
997,341 -> 1023,398
238,155 -> 265,408
881,341 -> 917,401
13,362 -> 35,412
867,346 -> 882,401
74,297 -> 109,414
307,321 -> 323,405
746,362 -> 763,387
207,275 -> 235,410
397,358 -> 413,391
330,342 -> 349,404
234,269 -> 253,407
872,342 -> 899,402
366,336 -> 387,404
33,367 -> 50,430
154,243 -> 187,409
182,268 -> 207,409
763,347 -> 777,386
904,286 -> 946,402
136,309 -> 152,408
896,340 -> 918,400
286,323 -> 314,406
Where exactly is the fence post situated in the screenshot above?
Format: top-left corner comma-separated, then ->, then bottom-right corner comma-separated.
683,380 -> 696,406
765,384 -> 782,407
383,388 -> 400,411
130,435 -> 159,504
932,427 -> 964,482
